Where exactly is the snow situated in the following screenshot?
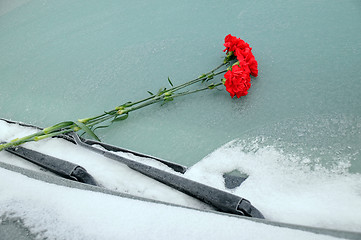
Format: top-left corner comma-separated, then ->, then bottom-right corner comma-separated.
1,120 -> 361,239
186,141 -> 361,231
0,168 -> 347,240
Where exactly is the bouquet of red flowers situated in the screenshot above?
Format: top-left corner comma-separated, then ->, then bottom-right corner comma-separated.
0,34 -> 258,150
223,34 -> 258,98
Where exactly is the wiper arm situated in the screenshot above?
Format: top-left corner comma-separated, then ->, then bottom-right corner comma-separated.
58,133 -> 188,174
4,144 -> 98,186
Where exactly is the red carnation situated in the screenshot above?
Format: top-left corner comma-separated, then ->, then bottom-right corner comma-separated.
223,34 -> 249,53
223,63 -> 251,98
245,52 -> 258,77
224,34 -> 258,77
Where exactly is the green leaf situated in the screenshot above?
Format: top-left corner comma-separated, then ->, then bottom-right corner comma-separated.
93,124 -> 112,132
43,121 -> 74,134
74,121 -> 101,141
167,77 -> 173,87
147,91 -> 154,95
116,102 -> 132,109
123,101 -> 132,107
112,113 -> 129,122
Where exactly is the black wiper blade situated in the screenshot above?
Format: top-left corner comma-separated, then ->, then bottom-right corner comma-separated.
69,132 -> 265,219
4,145 -> 98,186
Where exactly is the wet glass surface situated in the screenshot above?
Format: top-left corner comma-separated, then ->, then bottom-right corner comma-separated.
1,0 -> 360,170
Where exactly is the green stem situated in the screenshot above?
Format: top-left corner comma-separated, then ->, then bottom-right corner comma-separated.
113,63 -> 227,111
169,63 -> 226,93
0,131 -> 42,151
85,114 -> 115,128
0,61 -> 231,151
124,96 -> 162,113
34,129 -> 75,141
171,82 -> 223,99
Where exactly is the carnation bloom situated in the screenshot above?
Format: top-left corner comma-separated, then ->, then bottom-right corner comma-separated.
244,52 -> 258,77
223,34 -> 249,53
223,34 -> 258,98
224,63 -> 251,98
224,34 -> 258,77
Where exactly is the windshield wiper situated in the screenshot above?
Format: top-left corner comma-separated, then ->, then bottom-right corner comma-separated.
2,132 -> 264,219
4,144 -> 98,186
68,132 -> 265,219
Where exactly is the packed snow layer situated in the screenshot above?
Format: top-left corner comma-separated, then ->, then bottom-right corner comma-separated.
0,168 -> 351,240
186,141 -> 361,232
